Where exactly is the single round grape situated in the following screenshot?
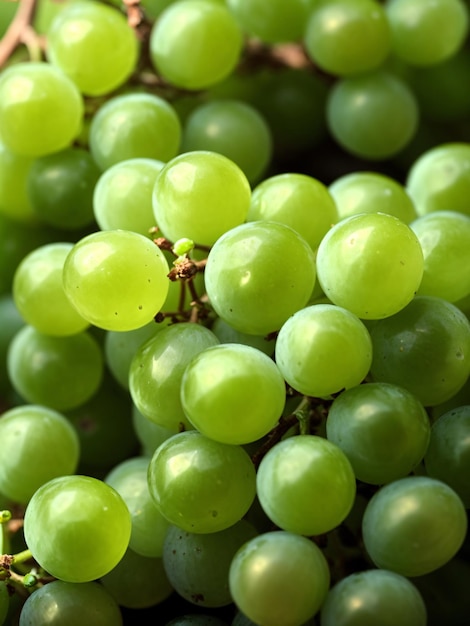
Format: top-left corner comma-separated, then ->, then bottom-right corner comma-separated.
149,0 -> 243,90
227,0 -> 310,43
0,62 -> 83,157
24,475 -> 132,582
274,304 -> 372,399
320,569 -> 427,626
316,212 -> 424,319
147,430 -> 256,533
362,475 -> 468,576
46,0 -> 139,96
152,150 -> 251,247
63,229 -> 170,332
229,531 -> 330,626
204,221 -> 316,336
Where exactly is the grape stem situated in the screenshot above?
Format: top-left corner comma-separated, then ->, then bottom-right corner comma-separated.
0,0 -> 42,68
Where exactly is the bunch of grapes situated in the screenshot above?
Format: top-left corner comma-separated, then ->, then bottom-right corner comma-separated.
1,0 -> 470,624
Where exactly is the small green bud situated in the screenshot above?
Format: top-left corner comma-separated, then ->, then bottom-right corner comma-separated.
173,238 -> 194,257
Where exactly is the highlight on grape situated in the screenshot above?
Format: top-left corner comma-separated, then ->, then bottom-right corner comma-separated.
0,0 -> 470,625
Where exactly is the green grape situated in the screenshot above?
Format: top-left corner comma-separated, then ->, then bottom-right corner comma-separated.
0,140 -> 36,223
210,316 -> 275,357
147,430 -> 257,533
248,173 -> 339,251
304,0 -> 391,76
0,582 -> 8,626
256,435 -> 356,536
149,0 -> 243,90
0,62 -> 83,157
13,242 -> 90,336
316,212 -> 424,319
46,0 -> 139,96
162,520 -> 258,607
18,580 -> 123,626
227,0 -> 310,43
129,322 -> 219,431
329,171 -> 417,224
181,343 -> 285,445
27,147 -> 100,230
24,474 -> 132,582
105,456 -> 169,557
424,405 -> 470,507
132,403 -> 177,457
152,150 -> 251,247
181,99 -> 272,184
7,325 -> 103,411
0,404 -> 80,504
0,294 -> 24,395
385,0 -> 469,67
100,548 -> 173,609
229,531 -> 330,626
274,304 -> 372,398
326,70 -> 419,160
204,221 -> 316,336
369,295 -> 470,406
410,210 -> 470,302
33,0 -> 76,34
93,158 -> 165,236
320,569 -> 427,626
89,92 -> 181,171
362,475 -> 467,576
326,382 -> 431,485
62,229 -> 170,332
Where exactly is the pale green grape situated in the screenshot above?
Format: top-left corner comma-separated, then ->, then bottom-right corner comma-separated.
256,435 -> 356,536
320,569 -> 427,626
229,531 -> 330,626
0,62 -> 83,157
162,520 -> 258,607
13,242 -> 89,336
316,212 -> 424,319
149,0 -> 243,90
0,404 -> 80,504
24,475 -> 132,582
147,430 -> 256,533
0,140 -> 36,223
204,221 -> 316,335
369,295 -> 470,406
248,173 -> 339,251
46,0 -> 139,96
89,92 -> 181,171
227,0 -> 310,43
181,343 -> 285,445
362,475 -> 467,576
327,70 -> 419,160
93,158 -> 165,236
181,99 -> 272,184
129,322 -> 219,430
385,0 -> 469,67
274,304 -> 372,398
410,210 -> 470,302
304,0 -> 391,76
105,456 -> 169,557
152,150 -> 251,247
329,171 -> 417,224
210,316 -> 275,356
7,325 -> 103,411
18,580 -> 123,626
326,382 -> 431,484
62,229 -> 170,331
424,405 -> 470,507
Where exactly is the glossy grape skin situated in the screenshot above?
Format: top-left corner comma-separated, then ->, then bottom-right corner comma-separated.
362,476 -> 467,576
320,569 -> 427,626
149,0 -> 243,90
274,304 -> 372,399
316,212 -> 424,320
204,221 -> 316,336
369,296 -> 470,407
257,435 -> 357,536
62,229 -> 170,332
229,531 -> 330,626
147,430 -> 257,534
24,475 -> 132,583
0,62 -> 83,157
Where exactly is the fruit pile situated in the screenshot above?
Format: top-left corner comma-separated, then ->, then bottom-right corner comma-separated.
0,0 -> 470,624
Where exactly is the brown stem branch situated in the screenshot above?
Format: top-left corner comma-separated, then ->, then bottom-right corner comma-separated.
0,0 -> 38,68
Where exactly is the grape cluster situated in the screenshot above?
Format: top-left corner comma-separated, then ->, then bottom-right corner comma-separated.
1,0 -> 470,625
